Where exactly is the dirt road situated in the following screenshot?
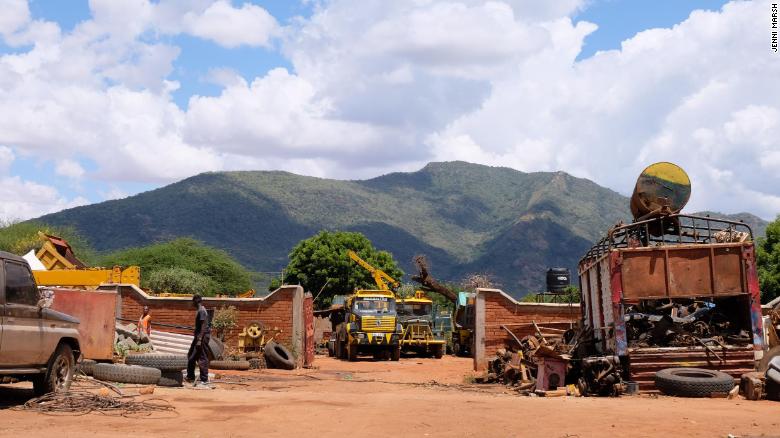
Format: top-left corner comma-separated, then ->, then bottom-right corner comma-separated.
1,356 -> 778,438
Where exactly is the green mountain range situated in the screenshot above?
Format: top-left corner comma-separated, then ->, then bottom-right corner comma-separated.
36,161 -> 768,298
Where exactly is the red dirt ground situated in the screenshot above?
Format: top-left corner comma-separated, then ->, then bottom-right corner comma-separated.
1,355 -> 778,438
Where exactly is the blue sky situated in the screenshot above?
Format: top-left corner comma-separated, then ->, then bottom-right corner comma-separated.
1,0 -> 776,220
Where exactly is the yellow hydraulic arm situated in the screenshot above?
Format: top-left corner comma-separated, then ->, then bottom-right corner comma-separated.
347,250 -> 400,291
33,266 -> 141,289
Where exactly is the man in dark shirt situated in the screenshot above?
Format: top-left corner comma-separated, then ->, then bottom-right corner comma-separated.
186,294 -> 212,388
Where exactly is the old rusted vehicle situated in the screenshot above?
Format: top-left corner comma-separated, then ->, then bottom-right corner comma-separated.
0,251 -> 81,395
578,214 -> 765,391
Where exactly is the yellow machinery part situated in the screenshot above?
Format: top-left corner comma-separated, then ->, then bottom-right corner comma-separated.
33,265 -> 141,288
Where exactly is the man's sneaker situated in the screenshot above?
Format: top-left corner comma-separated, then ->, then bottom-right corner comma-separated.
194,381 -> 213,390
184,377 -> 195,385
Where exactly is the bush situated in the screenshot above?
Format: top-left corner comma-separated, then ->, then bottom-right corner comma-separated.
147,267 -> 215,296
212,306 -> 239,341
100,238 -> 252,296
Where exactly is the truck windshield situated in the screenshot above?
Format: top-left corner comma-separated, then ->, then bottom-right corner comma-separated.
398,303 -> 432,317
353,298 -> 396,314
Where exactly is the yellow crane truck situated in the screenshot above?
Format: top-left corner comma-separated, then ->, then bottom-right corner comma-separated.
333,251 -> 402,361
397,291 -> 445,358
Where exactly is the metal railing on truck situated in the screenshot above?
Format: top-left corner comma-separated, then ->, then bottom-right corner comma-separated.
580,214 -> 753,268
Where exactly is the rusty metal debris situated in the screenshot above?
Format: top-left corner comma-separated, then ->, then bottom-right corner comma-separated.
625,298 -> 751,349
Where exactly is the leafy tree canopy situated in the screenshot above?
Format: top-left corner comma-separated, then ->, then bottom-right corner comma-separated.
0,220 -> 96,265
147,267 -> 215,296
100,238 -> 252,296
757,215 -> 780,303
283,231 -> 403,307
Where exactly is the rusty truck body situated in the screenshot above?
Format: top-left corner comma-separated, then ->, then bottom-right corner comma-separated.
578,214 -> 765,391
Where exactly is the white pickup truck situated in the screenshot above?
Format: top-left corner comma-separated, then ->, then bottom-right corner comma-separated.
0,251 -> 81,395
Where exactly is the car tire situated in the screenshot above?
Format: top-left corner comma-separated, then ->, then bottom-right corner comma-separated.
157,371 -> 184,387
33,343 -> 75,396
78,358 -> 96,376
125,353 -> 188,372
209,360 -> 250,371
264,341 -> 296,370
93,363 -> 161,385
655,368 -> 735,397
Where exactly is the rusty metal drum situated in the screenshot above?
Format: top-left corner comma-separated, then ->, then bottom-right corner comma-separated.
630,162 -> 691,220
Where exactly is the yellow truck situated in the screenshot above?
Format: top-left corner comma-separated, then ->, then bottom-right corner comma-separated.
334,289 -> 402,361
397,291 -> 445,358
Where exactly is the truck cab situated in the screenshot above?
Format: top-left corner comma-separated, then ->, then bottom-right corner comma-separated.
397,291 -> 445,358
335,289 -> 402,361
0,251 -> 81,395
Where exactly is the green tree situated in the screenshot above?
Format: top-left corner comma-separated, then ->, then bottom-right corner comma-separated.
0,220 -> 96,264
147,267 -> 216,296
100,238 -> 252,296
283,231 -> 404,307
757,215 -> 780,303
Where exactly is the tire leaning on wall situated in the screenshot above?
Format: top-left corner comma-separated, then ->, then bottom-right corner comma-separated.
93,363 -> 162,385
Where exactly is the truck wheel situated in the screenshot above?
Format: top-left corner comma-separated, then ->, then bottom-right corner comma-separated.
433,345 -> 444,359
125,353 -> 188,372
655,368 -> 734,397
347,344 -> 357,362
34,343 -> 75,396
391,346 -> 401,361
93,363 -> 161,385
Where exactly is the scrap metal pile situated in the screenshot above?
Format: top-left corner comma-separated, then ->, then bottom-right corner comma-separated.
624,299 -> 751,349
477,322 -> 624,397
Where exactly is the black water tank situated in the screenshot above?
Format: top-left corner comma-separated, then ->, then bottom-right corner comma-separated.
546,268 -> 570,293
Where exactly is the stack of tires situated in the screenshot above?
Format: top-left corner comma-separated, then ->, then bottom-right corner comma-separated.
92,353 -> 188,387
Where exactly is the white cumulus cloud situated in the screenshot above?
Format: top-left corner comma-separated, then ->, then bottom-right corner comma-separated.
0,0 -> 778,222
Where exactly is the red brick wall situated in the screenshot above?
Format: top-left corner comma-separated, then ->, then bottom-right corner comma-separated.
117,285 -> 299,348
480,290 -> 580,362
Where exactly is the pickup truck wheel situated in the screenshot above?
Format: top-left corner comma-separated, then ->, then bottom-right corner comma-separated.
34,343 -> 75,396
433,345 -> 444,359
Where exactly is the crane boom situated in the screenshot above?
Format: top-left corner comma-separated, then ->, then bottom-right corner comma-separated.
347,250 -> 399,291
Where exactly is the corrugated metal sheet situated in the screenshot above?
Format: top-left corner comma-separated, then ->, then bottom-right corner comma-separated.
628,346 -> 755,391
51,289 -> 117,360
